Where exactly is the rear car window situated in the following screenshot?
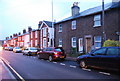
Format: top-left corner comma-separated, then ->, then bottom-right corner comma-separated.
107,48 -> 120,55
55,48 -> 62,52
30,47 -> 37,50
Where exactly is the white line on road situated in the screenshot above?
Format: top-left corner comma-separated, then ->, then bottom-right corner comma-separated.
60,63 -> 65,66
53,62 -> 57,64
99,72 -> 110,76
70,65 -> 76,68
1,57 -> 25,81
82,68 -> 91,71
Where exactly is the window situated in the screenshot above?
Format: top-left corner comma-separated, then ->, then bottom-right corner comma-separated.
31,40 -> 33,47
93,48 -> 106,55
43,28 -> 47,37
35,40 -> 37,46
72,37 -> 76,47
35,31 -> 37,38
59,24 -> 62,32
58,38 -> 62,47
43,38 -> 47,48
107,48 -> 120,55
72,20 -> 76,30
94,36 -> 102,49
119,35 -> 120,41
78,38 -> 83,53
94,14 -> 101,27
31,32 -> 33,38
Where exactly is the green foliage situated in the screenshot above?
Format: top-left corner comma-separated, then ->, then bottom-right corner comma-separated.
103,39 -> 120,47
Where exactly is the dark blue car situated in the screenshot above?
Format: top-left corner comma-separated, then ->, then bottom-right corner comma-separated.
77,47 -> 120,71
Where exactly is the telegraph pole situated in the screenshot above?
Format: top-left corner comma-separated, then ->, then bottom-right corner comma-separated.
102,0 -> 106,42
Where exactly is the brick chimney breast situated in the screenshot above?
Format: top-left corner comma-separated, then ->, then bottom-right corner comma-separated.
71,2 -> 80,16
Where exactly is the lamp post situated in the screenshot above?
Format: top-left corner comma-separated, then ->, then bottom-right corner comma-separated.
102,0 -> 106,42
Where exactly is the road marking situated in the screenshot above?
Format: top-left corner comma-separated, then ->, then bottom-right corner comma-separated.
53,62 -> 57,64
99,72 -> 110,76
70,65 -> 76,68
1,57 -> 25,81
1,60 -> 15,79
60,63 -> 65,66
47,60 -> 49,62
0,57 -> 10,64
33,57 -> 36,58
82,68 -> 91,71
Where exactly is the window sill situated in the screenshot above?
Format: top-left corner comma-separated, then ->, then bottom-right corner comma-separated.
58,31 -> 62,33
93,25 -> 101,27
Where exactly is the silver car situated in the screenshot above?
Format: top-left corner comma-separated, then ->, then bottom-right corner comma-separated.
22,47 -> 38,56
13,47 -> 22,53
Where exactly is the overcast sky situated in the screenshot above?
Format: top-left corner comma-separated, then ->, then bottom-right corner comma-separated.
0,0 -> 112,40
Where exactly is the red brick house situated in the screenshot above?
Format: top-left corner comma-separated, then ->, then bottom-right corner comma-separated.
38,21 -> 54,49
54,2 -> 120,54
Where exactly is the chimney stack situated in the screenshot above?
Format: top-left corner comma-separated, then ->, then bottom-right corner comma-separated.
18,32 -> 21,35
23,29 -> 26,34
28,26 -> 32,32
71,2 -> 80,16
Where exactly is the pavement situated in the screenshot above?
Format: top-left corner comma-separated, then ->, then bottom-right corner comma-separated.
65,56 -> 77,61
0,58 -> 16,80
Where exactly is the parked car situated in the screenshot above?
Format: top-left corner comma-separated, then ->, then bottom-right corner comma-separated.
4,47 -> 9,50
37,47 -> 66,61
8,47 -> 13,51
77,47 -> 120,72
22,47 -> 38,56
13,47 -> 22,53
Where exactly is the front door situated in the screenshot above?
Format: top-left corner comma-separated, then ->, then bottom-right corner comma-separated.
86,37 -> 92,53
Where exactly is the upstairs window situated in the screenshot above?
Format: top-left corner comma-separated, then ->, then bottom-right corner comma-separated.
43,28 -> 47,37
93,14 -> 101,27
59,24 -> 62,32
35,31 -> 38,38
31,32 -> 33,38
71,37 -> 76,47
72,20 -> 76,30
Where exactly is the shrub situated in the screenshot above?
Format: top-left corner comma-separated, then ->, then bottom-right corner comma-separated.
103,39 -> 120,47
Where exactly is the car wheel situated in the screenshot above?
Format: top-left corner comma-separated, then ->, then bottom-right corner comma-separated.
23,53 -> 25,55
80,60 -> 88,68
49,56 -> 53,62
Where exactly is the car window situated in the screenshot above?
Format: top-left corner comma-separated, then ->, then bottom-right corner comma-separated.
106,48 -> 120,55
55,48 -> 62,52
46,48 -> 53,51
30,47 -> 37,50
93,48 -> 106,55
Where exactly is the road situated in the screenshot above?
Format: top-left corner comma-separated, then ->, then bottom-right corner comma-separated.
0,50 -> 119,80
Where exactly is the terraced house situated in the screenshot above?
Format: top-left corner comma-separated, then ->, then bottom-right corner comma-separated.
54,1 -> 120,54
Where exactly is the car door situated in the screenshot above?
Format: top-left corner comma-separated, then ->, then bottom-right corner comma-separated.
87,48 -> 107,67
100,47 -> 120,70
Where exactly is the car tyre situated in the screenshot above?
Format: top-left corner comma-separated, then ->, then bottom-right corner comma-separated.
80,60 -> 88,68
49,56 -> 53,62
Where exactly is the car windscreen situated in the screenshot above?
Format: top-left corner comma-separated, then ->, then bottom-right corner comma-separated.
15,47 -> 20,49
30,47 -> 37,50
55,48 -> 62,52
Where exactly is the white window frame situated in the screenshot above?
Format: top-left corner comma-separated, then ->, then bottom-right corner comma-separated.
119,35 -> 120,41
58,38 -> 62,47
31,32 -> 33,38
93,14 -> 101,27
35,31 -> 37,38
43,28 -> 47,37
72,20 -> 76,30
35,40 -> 37,47
72,37 -> 76,47
78,38 -> 83,53
43,38 -> 47,48
31,40 -> 33,47
94,36 -> 102,49
59,24 -> 62,32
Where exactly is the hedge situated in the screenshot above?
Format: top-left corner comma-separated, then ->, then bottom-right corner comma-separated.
103,39 -> 120,47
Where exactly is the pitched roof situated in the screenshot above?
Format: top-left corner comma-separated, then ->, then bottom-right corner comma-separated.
43,21 -> 52,27
55,2 -> 120,24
